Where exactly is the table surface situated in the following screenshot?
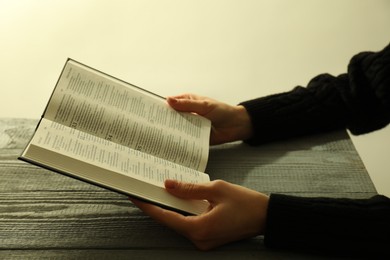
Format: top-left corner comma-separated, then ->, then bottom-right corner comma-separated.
0,118 -> 377,259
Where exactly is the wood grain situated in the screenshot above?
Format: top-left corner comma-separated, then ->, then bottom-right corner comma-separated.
0,118 -> 376,259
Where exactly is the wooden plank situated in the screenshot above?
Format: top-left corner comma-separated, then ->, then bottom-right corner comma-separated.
0,118 -> 37,148
0,155 -> 376,199
206,131 -> 376,197
0,249 -> 346,260
0,132 -> 377,198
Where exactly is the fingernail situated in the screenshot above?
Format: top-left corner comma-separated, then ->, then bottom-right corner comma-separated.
165,179 -> 177,189
167,97 -> 178,104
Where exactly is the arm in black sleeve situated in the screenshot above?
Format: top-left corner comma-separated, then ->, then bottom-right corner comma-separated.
264,194 -> 390,257
240,43 -> 390,145
239,43 -> 390,257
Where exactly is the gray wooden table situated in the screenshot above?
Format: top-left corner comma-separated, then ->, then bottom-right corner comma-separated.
0,118 -> 377,259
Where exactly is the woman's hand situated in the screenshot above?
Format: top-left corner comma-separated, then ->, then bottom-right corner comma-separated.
167,94 -> 253,145
130,179 -> 269,250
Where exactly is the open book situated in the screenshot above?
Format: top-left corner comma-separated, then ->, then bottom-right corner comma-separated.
19,59 -> 211,215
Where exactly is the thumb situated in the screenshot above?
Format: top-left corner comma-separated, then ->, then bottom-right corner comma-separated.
167,95 -> 212,116
165,180 -> 214,201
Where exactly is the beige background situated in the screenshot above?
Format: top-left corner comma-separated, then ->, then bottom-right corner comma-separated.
1,0 -> 389,196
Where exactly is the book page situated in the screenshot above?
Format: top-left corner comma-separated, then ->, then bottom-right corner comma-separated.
44,59 -> 211,172
27,118 -> 210,188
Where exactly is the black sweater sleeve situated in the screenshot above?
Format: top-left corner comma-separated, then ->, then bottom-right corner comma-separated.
240,43 -> 390,257
240,43 -> 390,145
264,194 -> 390,257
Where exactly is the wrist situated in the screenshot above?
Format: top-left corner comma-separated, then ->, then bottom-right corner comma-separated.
234,105 -> 254,141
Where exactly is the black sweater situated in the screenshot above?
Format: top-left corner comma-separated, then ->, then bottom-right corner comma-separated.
240,43 -> 390,257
